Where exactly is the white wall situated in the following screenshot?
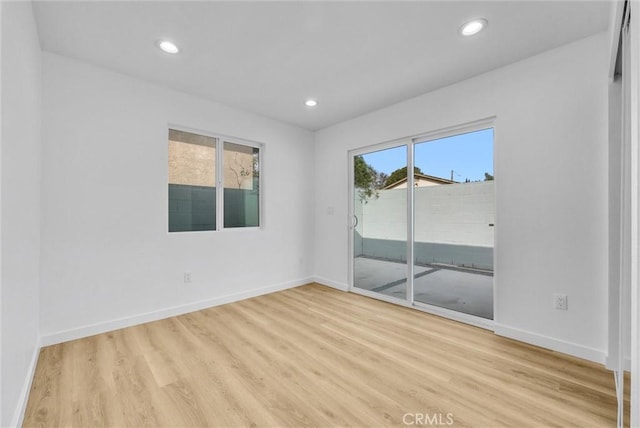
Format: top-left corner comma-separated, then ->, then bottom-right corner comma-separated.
314,33 -> 609,362
40,53 -> 315,342
0,1 -> 42,426
360,182 -> 495,246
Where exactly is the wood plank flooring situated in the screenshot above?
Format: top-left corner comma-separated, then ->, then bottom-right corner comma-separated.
24,283 -> 627,427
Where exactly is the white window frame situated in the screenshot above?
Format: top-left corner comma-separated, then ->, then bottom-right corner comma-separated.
168,125 -> 264,233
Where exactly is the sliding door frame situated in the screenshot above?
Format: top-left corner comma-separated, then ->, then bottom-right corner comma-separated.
348,137 -> 413,308
347,117 -> 496,331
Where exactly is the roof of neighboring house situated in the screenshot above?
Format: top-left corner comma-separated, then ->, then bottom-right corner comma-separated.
384,173 -> 456,189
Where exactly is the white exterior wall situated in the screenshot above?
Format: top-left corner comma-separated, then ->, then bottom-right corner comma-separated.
415,181 -> 494,246
314,32 -> 609,363
361,181 -> 494,246
0,2 -> 42,426
39,53 -> 315,343
360,190 -> 407,242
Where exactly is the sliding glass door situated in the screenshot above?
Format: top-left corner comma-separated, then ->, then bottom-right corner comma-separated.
350,124 -> 494,322
353,145 -> 408,300
413,129 -> 494,319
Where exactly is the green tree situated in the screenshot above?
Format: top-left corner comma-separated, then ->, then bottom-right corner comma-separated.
484,172 -> 494,181
354,156 -> 380,201
353,156 -> 388,202
384,166 -> 423,188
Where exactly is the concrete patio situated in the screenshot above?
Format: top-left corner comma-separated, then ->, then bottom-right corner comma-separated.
354,257 -> 493,319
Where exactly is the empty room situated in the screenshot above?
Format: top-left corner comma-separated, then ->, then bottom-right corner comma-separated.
1,0 -> 639,427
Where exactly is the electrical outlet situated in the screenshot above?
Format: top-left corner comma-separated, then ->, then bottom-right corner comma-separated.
554,293 -> 568,310
184,272 -> 192,283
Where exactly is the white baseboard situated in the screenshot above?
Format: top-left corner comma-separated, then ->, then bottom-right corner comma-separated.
41,277 -> 313,347
313,276 -> 349,292
11,336 -> 41,428
495,324 -> 607,365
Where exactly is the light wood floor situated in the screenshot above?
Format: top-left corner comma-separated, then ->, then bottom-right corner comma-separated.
24,283 -> 628,427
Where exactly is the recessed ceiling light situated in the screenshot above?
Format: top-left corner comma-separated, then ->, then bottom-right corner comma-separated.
158,40 -> 179,54
305,99 -> 318,107
460,19 -> 487,37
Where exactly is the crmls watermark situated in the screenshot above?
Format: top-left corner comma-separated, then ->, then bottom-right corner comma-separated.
402,412 -> 455,426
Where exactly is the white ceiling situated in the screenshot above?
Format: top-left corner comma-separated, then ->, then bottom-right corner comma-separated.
33,1 -> 612,131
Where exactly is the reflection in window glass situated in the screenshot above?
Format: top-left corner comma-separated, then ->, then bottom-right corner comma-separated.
168,129 -> 216,232
224,142 -> 260,228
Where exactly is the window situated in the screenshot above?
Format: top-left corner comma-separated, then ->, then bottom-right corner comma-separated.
223,142 -> 260,228
168,130 -> 217,232
168,129 -> 261,232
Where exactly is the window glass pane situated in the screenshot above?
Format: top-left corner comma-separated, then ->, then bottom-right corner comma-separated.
353,145 -> 408,300
413,127 -> 494,319
168,129 -> 216,232
223,142 -> 260,228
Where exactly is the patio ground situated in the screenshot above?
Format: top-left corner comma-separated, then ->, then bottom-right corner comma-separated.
354,257 -> 493,319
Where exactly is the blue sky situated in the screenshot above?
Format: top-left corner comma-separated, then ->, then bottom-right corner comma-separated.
361,128 -> 494,182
